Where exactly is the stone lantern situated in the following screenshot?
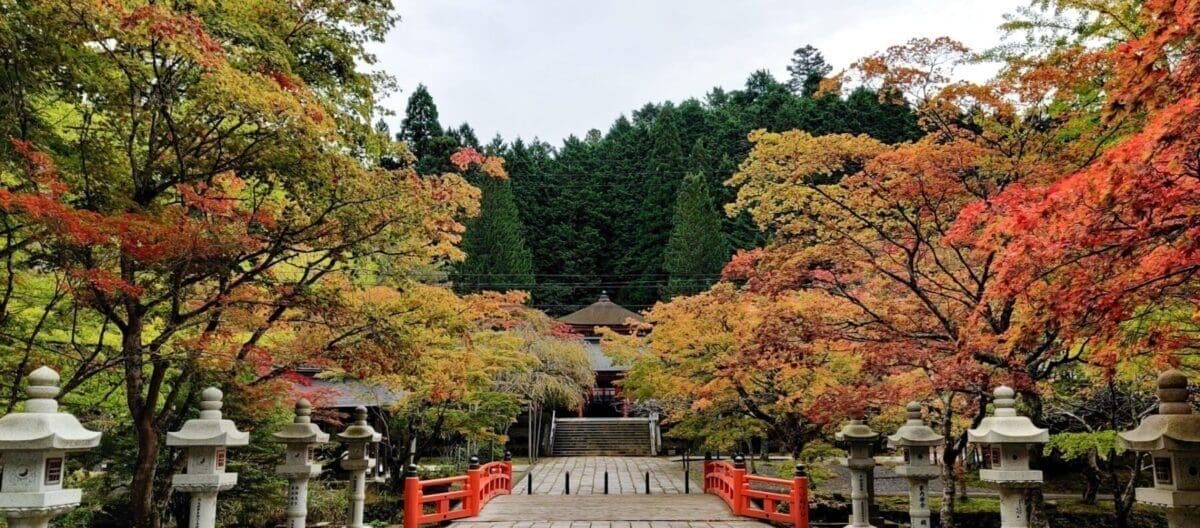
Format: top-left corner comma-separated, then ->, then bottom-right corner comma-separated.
888,401 -> 943,528
1119,370 -> 1200,528
836,419 -> 880,528
167,387 -> 250,528
274,399 -> 329,528
0,367 -> 101,528
338,406 -> 381,528
967,386 -> 1048,528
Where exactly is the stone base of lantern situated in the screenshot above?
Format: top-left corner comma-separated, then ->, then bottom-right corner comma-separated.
0,503 -> 75,519
4,515 -> 64,528
172,472 -> 238,492
342,459 -> 374,472
1135,488 -> 1200,508
0,490 -> 82,510
998,488 -> 1033,528
979,469 -> 1044,485
276,464 -> 321,478
895,466 -> 940,479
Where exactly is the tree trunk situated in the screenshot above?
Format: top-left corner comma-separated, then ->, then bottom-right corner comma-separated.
940,448 -> 959,528
124,311 -> 160,528
1082,447 -> 1101,505
957,462 -> 969,501
130,417 -> 161,528
1111,452 -> 1144,528
1022,390 -> 1050,528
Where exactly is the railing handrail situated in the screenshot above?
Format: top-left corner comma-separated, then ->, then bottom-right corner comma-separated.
417,475 -> 468,488
703,459 -> 809,528
403,459 -> 514,528
745,473 -> 794,487
548,410 -> 557,455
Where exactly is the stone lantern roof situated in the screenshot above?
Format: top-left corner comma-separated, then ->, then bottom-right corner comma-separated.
888,402 -> 944,448
836,419 -> 880,442
337,407 -> 382,443
274,399 -> 329,444
166,387 -> 250,447
968,386 -> 1049,444
1120,370 -> 1200,451
0,366 -> 100,451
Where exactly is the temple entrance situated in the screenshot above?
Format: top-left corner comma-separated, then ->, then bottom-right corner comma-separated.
557,293 -> 646,418
582,386 -> 626,417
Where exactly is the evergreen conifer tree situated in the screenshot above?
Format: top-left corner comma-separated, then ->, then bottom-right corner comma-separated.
787,45 -> 832,96
399,84 -> 442,161
663,174 -> 730,297
398,84 -> 461,174
620,104 -> 686,305
454,175 -> 535,295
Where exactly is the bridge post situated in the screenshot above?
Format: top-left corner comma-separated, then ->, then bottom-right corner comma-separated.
791,464 -> 810,528
467,456 -> 482,515
403,464 -> 420,528
504,451 -> 514,492
702,452 -> 712,493
731,454 -> 747,515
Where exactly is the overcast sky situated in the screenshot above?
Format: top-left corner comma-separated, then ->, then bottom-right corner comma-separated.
370,1 -> 1022,145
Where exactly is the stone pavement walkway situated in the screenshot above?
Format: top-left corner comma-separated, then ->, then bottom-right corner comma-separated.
450,457 -> 769,527
450,495 -> 768,526
518,457 -> 694,495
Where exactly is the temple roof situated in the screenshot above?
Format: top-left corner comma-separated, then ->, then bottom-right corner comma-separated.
290,372 -> 405,409
558,293 -> 644,327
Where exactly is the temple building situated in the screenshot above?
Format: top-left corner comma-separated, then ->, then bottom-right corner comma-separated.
558,292 -> 645,417
541,293 -> 659,457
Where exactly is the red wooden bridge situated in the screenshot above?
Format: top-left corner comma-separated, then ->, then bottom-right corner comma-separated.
703,455 -> 809,527
402,455 -> 808,527
403,455 -> 514,527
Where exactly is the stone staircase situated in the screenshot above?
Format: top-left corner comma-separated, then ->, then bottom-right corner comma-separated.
551,417 -> 654,456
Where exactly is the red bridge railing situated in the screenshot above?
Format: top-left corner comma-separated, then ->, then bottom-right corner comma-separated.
703,455 -> 809,528
403,453 -> 513,528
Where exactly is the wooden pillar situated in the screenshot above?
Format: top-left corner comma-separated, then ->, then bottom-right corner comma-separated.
731,455 -> 747,515
403,465 -> 420,528
792,465 -> 809,528
503,451 -> 514,492
466,457 -> 481,515
702,453 -> 713,493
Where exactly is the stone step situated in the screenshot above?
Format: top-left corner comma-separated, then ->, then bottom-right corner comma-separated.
552,418 -> 653,456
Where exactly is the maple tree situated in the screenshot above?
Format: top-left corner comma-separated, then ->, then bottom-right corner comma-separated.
0,1 -> 499,526
964,0 -> 1200,365
379,290 -> 591,476
721,27 -> 1148,524
613,282 -> 860,457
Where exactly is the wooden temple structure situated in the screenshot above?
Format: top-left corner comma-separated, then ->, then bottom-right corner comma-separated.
557,292 -> 646,417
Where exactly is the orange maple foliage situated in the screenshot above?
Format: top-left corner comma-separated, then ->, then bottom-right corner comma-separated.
962,0 -> 1200,368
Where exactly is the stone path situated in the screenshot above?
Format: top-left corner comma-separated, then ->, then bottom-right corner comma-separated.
451,495 -> 768,526
519,456 -> 694,495
449,457 -> 769,527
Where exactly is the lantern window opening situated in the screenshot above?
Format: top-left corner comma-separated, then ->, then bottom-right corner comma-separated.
1155,457 -> 1174,485
44,457 -> 64,486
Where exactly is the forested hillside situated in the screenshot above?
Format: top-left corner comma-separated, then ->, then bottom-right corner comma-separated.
396,46 -> 921,313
